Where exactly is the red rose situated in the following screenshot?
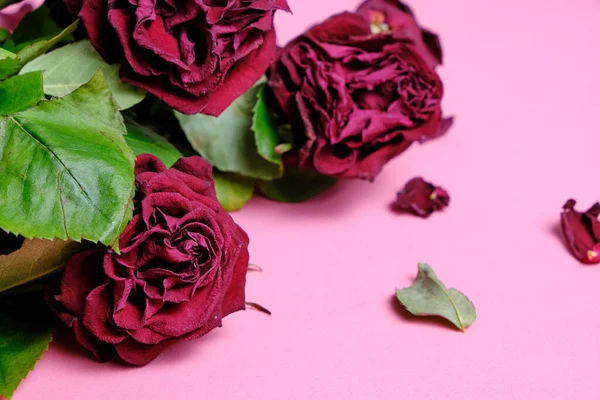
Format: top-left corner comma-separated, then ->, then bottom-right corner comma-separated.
392,177 -> 449,218
267,11 -> 449,180
65,0 -> 290,116
560,199 -> 600,264
47,155 -> 249,365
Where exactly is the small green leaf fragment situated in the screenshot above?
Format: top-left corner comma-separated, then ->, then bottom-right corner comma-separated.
0,48 -> 21,80
9,6 -> 67,46
17,19 -> 78,65
0,299 -> 54,399
0,29 -> 9,46
124,119 -> 182,167
213,170 -> 254,212
21,40 -> 146,110
274,143 -> 292,154
175,77 -> 282,180
395,263 -> 476,331
251,84 -> 282,165
258,167 -> 337,203
0,72 -> 44,116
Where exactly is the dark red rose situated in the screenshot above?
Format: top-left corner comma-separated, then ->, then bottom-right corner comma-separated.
355,0 -> 443,68
560,199 -> 600,264
267,12 -> 449,180
47,155 -> 249,365
392,177 -> 449,217
64,0 -> 290,116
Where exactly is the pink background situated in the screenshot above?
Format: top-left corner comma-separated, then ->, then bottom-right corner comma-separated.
13,0 -> 600,398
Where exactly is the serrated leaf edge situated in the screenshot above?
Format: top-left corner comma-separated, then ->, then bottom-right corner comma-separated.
0,69 -> 134,251
0,330 -> 54,399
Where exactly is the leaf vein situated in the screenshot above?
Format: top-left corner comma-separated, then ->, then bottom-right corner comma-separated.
9,116 -> 111,224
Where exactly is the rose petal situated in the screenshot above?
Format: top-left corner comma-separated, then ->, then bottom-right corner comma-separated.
80,0 -> 122,63
221,226 -> 249,316
0,0 -> 44,32
56,249 -> 106,316
355,0 -> 443,68
114,337 -> 174,366
561,200 -> 600,264
392,177 -> 450,217
82,284 -> 128,344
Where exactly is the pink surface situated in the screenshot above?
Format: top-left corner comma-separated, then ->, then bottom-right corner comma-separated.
14,0 -> 600,398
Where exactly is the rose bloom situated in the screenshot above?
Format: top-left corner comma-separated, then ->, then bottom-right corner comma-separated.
64,0 -> 290,116
47,155 -> 249,365
267,1 -> 450,180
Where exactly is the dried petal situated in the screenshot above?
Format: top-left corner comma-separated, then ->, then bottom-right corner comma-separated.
392,177 -> 449,218
560,199 -> 600,264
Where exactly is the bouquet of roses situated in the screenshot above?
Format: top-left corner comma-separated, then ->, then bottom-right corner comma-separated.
0,0 -> 450,397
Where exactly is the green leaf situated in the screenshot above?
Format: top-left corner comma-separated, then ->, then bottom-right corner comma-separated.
0,48 -> 20,80
258,167 -> 337,203
251,84 -> 282,165
0,72 -> 44,116
0,29 -> 9,46
124,119 -> 182,167
396,263 -> 477,332
175,78 -> 282,180
0,238 -> 81,293
274,143 -> 292,154
0,299 -> 54,399
9,6 -> 67,46
16,19 -> 78,66
0,69 -> 135,250
213,170 -> 254,212
21,40 -> 146,110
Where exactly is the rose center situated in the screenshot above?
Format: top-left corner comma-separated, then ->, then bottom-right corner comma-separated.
369,11 -> 390,35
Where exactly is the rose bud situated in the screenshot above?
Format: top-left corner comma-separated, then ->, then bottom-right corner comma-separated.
46,155 -> 249,365
63,0 -> 290,116
392,177 -> 449,218
267,12 -> 448,180
355,0 -> 443,68
560,199 -> 600,264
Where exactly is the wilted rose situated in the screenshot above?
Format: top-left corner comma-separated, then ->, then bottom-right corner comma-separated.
267,7 -> 449,180
47,155 -> 249,365
64,0 -> 290,116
